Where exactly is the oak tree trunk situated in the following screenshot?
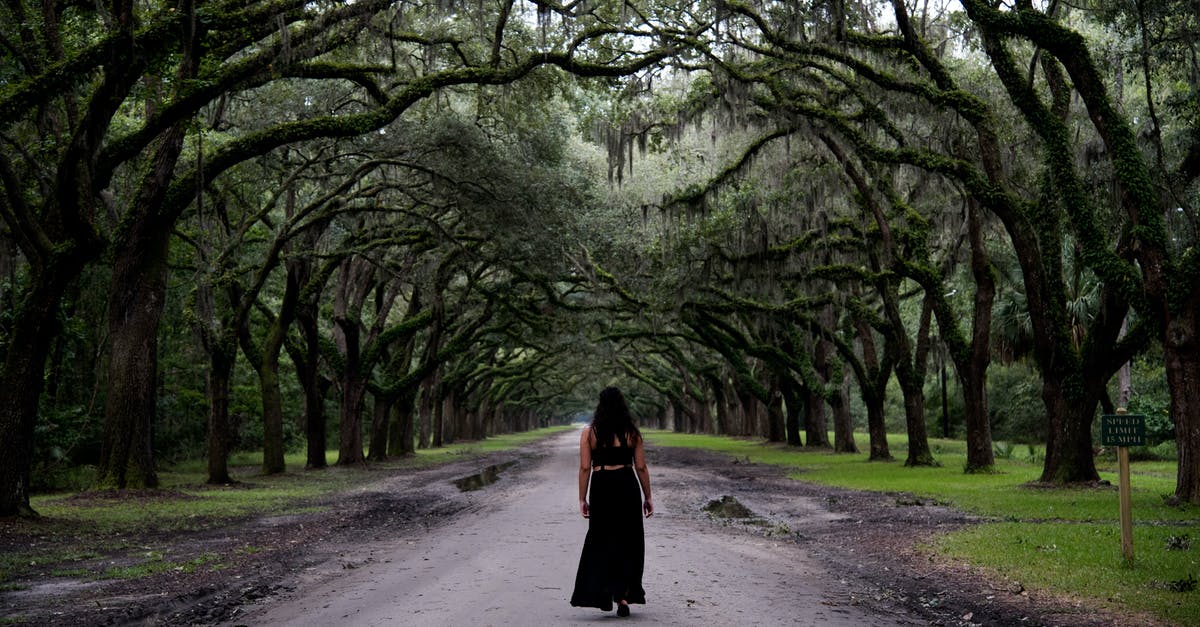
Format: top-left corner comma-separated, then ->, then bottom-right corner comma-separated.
388,392 -> 416,456
431,368 -> 445,448
1038,376 -> 1100,483
1165,314 -> 1200,503
779,378 -> 803,446
368,393 -> 393,461
418,375 -> 433,449
474,396 -> 491,441
810,307 -> 836,449
440,388 -> 456,444
895,299 -> 935,467
737,388 -> 757,436
1,0 -> 140,513
960,366 -> 995,473
95,24 -> 199,488
832,372 -> 858,453
765,385 -> 785,443
960,197 -> 996,472
295,302 -> 327,469
482,402 -> 497,438
258,265 -> 300,475
670,398 -> 690,433
0,270 -> 78,516
96,215 -> 172,489
856,319 -> 891,460
865,393 -> 891,461
708,376 -> 729,434
206,347 -> 235,484
338,378 -> 368,464
804,386 -> 831,448
667,401 -> 686,430
333,282 -> 365,465
900,383 -> 934,466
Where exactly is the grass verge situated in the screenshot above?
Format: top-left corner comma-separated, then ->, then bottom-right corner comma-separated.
644,429 -> 1199,626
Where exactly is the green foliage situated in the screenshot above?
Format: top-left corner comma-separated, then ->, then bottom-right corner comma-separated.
986,363 -> 1046,444
154,388 -> 209,466
991,441 -> 1044,465
31,405 -> 101,492
1125,440 -> 1178,462
1,0 -> 1195,529
881,377 -> 907,433
1123,356 -> 1176,445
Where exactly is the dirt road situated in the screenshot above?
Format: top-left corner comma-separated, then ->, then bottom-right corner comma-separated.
232,427 -> 917,626
3,427 -> 1141,626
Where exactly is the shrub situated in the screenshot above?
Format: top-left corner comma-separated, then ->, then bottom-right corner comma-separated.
1123,356 -> 1174,445
987,363 -> 1045,444
1127,440 -> 1178,462
31,404 -> 102,492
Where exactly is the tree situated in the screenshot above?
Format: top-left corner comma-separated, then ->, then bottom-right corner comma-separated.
0,0 -> 683,515
958,0 -> 1199,501
676,0 -> 1140,484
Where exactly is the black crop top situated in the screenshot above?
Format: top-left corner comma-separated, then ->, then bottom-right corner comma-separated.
592,445 -> 634,467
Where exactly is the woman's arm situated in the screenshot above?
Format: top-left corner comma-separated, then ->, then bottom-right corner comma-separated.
578,427 -> 593,518
633,435 -> 653,517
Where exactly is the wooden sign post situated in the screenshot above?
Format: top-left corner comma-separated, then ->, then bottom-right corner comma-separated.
1101,408 -> 1145,565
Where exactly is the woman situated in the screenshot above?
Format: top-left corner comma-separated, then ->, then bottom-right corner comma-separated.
570,386 -> 654,617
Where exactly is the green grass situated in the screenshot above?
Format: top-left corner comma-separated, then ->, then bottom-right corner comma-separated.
644,429 -> 1200,625
411,424 -> 575,464
100,552 -> 221,580
937,524 -> 1200,625
29,473 -> 349,536
162,425 -> 576,477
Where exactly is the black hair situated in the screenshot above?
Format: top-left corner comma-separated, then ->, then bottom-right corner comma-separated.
590,386 -> 641,448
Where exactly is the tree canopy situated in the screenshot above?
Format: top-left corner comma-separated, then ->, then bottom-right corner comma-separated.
2,0 -> 1198,517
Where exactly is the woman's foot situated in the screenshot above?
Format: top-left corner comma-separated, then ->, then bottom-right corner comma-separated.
617,602 -> 630,617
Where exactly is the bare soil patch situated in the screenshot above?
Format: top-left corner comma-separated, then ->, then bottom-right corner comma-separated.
61,489 -> 203,505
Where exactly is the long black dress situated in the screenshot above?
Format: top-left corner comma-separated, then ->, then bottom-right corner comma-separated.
570,439 -> 646,611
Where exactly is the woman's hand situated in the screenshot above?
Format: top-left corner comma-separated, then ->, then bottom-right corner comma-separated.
643,498 -> 654,518
580,500 -> 590,518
